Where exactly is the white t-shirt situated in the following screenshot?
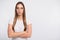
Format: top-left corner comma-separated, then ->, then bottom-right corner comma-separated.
8,18 -> 32,40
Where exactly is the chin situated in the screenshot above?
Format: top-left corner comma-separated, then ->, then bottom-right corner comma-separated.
17,13 -> 23,16
18,15 -> 21,16
18,14 -> 22,16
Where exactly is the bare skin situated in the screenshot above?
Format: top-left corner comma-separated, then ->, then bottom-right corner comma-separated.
8,4 -> 32,38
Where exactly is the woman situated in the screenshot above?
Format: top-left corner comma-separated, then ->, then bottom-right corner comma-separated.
8,1 -> 32,40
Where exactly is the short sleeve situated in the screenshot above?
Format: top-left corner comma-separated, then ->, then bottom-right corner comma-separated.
26,18 -> 32,25
8,18 -> 14,25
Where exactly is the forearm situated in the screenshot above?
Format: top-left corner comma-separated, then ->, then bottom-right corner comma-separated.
8,32 -> 25,38
19,32 -> 31,38
8,32 -> 31,38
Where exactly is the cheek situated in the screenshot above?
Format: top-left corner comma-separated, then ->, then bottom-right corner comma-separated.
21,9 -> 24,13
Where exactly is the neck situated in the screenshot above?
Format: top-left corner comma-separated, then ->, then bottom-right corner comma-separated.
17,15 -> 23,20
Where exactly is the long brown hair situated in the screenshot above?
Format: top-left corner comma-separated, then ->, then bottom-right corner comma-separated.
12,1 -> 27,31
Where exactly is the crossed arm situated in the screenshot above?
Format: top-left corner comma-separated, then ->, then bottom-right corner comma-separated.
8,24 -> 32,38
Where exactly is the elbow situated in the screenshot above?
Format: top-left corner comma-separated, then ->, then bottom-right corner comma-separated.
27,34 -> 32,38
8,33 -> 13,38
27,35 -> 31,38
8,34 -> 12,38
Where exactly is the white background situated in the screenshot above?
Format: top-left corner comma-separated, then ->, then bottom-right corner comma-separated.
0,0 -> 60,40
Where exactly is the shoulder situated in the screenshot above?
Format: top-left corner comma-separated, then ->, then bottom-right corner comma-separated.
26,18 -> 32,25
